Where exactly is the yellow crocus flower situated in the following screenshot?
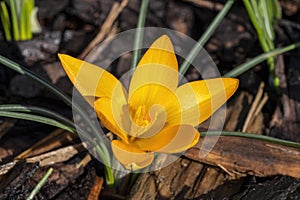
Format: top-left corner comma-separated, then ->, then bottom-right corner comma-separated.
58,35 -> 239,171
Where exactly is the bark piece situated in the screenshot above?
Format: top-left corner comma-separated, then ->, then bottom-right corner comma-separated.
270,55 -> 300,142
185,136 -> 300,179
231,176 -> 300,200
130,157 -> 226,199
0,157 -> 96,199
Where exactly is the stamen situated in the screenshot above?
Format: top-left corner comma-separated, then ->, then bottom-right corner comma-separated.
133,105 -> 151,127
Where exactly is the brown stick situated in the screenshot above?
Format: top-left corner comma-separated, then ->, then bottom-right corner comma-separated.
79,0 -> 128,59
15,129 -> 75,159
242,82 -> 265,132
182,0 -> 224,11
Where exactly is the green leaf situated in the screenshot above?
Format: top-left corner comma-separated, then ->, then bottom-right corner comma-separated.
0,111 -> 75,133
203,131 -> 300,149
179,0 -> 235,76
0,2 -> 12,41
260,0 -> 274,41
0,104 -> 76,130
243,0 -> 280,92
7,0 -> 20,40
223,42 -> 300,78
26,168 -> 53,200
0,54 -> 114,186
131,0 -> 149,71
20,0 -> 30,40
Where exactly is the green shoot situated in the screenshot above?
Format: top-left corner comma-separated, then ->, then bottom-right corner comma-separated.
7,0 -> 19,40
243,0 -> 281,93
0,1 -> 11,40
0,0 -> 40,41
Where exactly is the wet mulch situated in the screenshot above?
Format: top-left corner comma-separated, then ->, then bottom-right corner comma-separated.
1,0 -> 300,199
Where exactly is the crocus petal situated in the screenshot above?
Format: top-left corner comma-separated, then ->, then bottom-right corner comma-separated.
134,124 -> 200,153
111,140 -> 154,171
94,98 -> 129,143
58,54 -> 127,104
129,35 -> 178,97
137,35 -> 178,71
172,78 -> 239,126
129,104 -> 166,138
128,84 -> 182,135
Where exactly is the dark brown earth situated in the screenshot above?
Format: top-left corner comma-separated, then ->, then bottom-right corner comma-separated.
0,0 -> 300,199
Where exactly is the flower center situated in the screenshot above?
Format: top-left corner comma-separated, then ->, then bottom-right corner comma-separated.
133,105 -> 151,127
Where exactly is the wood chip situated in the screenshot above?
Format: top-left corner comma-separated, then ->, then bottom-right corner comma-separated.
87,176 -> 104,200
15,129 -> 75,159
26,143 -> 85,166
130,157 -> 226,199
0,161 -> 18,176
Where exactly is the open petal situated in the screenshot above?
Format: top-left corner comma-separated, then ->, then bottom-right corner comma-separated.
128,84 -> 182,131
134,124 -> 200,153
137,35 -> 178,71
111,140 -> 154,171
172,78 -> 239,126
129,35 -> 178,97
94,98 -> 129,143
129,104 -> 167,138
58,54 -> 126,103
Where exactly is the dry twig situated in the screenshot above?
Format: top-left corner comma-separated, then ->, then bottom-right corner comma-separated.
79,0 -> 128,59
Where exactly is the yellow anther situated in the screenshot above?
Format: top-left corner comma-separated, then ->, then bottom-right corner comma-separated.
133,105 -> 151,127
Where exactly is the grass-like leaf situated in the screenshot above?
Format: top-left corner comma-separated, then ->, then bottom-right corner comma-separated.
223,42 -> 300,78
204,131 -> 300,149
0,104 -> 76,131
243,0 -> 281,92
0,111 -> 75,133
179,0 -> 235,77
26,168 -> 53,200
131,0 -> 149,71
0,2 -> 12,41
1,0 -> 38,40
0,54 -> 114,185
7,0 -> 20,40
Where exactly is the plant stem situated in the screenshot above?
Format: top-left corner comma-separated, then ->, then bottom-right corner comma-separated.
96,145 -> 114,186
